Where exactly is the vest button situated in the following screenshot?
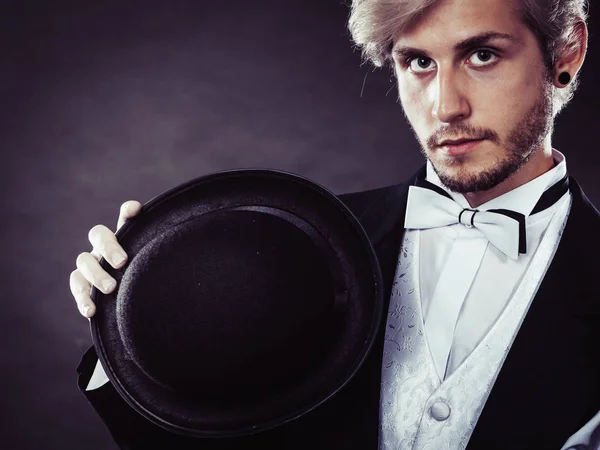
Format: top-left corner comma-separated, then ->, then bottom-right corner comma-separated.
430,401 -> 451,421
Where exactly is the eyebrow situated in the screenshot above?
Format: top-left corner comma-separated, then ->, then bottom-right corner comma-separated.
393,31 -> 521,58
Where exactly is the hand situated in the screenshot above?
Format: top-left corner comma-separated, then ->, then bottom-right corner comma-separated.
70,200 -> 142,318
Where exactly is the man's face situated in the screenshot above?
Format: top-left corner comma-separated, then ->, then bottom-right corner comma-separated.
392,0 -> 553,193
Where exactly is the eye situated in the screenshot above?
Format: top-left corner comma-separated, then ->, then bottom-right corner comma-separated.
408,56 -> 436,73
468,49 -> 498,67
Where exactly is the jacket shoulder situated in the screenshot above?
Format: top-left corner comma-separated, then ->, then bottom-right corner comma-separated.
337,185 -> 399,219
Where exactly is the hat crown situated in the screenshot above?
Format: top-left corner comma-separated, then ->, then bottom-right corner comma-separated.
117,208 -> 337,404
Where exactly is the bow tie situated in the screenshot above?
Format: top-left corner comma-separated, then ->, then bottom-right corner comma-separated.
404,174 -> 570,259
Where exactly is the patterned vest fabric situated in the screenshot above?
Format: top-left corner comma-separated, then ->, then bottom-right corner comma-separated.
379,195 -> 571,450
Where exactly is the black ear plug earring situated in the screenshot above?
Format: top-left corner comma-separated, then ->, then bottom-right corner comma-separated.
558,72 -> 571,86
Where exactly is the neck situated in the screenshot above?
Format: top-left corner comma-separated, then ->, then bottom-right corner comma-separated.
463,143 -> 555,209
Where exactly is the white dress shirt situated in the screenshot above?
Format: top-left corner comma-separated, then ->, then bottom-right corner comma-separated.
419,149 -> 599,449
422,151 -> 569,378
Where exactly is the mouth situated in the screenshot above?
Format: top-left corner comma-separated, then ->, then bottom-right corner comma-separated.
438,137 -> 485,146
436,138 -> 486,157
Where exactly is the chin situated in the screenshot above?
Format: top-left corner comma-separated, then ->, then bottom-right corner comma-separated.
429,153 -> 500,192
435,158 -> 524,194
430,153 -> 479,177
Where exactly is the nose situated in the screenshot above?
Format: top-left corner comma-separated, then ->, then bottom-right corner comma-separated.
431,68 -> 471,123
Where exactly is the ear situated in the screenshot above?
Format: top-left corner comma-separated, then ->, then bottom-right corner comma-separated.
553,21 -> 588,88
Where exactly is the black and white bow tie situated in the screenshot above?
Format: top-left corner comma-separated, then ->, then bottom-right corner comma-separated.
404,174 -> 570,259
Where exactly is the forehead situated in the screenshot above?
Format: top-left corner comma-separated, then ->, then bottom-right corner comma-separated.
392,0 -> 524,49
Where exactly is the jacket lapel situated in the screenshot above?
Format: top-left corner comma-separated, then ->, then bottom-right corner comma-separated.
339,165 -> 424,310
336,166 -> 423,444
467,176 -> 600,448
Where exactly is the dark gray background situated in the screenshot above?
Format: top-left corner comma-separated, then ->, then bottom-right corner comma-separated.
1,1 -> 598,449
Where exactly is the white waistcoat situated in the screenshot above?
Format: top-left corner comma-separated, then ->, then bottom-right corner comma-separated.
379,195 -> 571,450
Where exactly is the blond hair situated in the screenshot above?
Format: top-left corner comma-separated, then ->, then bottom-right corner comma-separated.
348,0 -> 588,112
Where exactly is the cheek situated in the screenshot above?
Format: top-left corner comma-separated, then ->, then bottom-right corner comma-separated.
469,59 -> 545,119
470,79 -> 537,136
470,84 -> 508,125
398,79 -> 429,131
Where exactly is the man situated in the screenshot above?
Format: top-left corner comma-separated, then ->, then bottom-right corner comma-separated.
70,0 -> 600,448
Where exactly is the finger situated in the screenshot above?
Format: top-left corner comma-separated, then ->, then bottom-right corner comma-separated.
90,249 -> 101,260
76,251 -> 117,295
117,200 -> 142,231
88,224 -> 128,269
70,269 -> 96,318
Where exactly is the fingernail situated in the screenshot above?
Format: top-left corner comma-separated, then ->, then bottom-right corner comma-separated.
112,252 -> 127,266
101,279 -> 116,293
83,304 -> 93,317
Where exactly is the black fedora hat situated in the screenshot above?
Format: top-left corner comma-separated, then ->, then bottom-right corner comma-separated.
90,168 -> 383,438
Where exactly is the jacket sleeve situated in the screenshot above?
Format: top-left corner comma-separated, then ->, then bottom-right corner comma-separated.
77,345 -> 169,448
76,346 -> 244,450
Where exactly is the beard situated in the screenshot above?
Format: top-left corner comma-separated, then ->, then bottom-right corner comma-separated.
418,83 -> 553,194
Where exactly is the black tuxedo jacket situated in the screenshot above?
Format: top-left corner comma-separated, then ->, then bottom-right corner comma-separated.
77,165 -> 600,449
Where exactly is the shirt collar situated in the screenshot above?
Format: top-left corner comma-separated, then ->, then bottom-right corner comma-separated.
425,149 -> 568,216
